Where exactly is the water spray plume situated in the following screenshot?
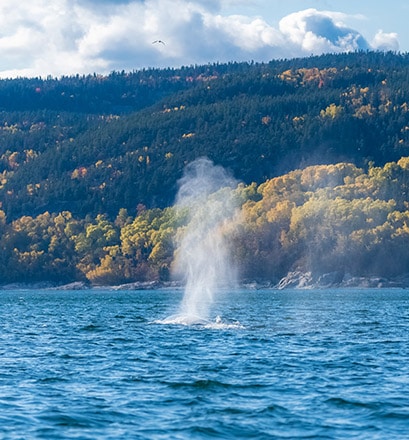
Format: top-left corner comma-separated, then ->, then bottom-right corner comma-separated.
166,158 -> 240,325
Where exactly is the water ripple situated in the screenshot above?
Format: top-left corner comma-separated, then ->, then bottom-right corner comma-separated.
1,288 -> 409,439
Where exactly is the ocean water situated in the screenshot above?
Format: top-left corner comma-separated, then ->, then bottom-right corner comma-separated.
1,288 -> 409,439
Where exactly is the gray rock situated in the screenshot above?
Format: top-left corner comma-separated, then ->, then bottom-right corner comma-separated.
55,281 -> 90,290
277,271 -> 313,289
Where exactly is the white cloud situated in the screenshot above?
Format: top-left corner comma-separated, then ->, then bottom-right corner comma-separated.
207,14 -> 285,51
279,9 -> 370,55
372,30 -> 399,51
0,1 -> 400,78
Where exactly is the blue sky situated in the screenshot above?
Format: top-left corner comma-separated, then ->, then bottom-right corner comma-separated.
0,0 -> 405,78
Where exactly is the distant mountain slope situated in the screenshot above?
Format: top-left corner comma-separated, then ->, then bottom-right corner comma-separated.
1,51 -> 409,219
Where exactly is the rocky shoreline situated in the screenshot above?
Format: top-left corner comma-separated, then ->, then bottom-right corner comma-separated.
274,271 -> 409,289
0,280 -> 182,291
1,272 -> 409,291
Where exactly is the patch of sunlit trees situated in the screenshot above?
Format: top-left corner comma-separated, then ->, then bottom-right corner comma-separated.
1,158 -> 409,285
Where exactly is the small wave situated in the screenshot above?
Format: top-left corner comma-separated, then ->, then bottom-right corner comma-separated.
154,314 -> 244,329
79,323 -> 104,332
37,377 -> 68,384
164,379 -> 233,390
203,315 -> 244,330
325,397 -> 382,410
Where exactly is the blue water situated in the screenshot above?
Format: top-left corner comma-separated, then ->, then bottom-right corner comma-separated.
1,288 -> 409,439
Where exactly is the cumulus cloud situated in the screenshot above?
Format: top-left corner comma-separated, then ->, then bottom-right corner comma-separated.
372,30 -> 399,51
279,9 -> 370,55
0,1 -> 400,78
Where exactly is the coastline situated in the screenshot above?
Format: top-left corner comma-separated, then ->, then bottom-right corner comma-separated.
1,271 -> 409,291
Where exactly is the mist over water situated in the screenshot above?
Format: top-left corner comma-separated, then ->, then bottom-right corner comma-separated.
168,158 -> 240,324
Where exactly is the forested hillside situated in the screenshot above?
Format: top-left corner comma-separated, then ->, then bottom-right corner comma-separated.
0,159 -> 409,286
1,51 -> 409,220
1,51 -> 409,285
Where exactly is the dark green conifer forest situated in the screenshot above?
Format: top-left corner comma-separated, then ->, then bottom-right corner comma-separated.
1,51 -> 409,285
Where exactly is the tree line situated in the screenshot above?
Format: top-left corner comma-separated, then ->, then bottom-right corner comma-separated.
0,51 -> 409,284
1,51 -> 409,220
1,159 -> 409,285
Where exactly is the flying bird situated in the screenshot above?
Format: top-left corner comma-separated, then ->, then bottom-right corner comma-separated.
152,40 -> 165,45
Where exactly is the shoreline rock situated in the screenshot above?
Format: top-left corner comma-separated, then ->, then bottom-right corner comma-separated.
1,273 -> 409,291
276,271 -> 314,290
275,271 -> 409,289
110,280 -> 182,290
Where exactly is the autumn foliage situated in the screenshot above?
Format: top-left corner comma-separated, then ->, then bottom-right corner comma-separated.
0,159 -> 409,285
0,52 -> 408,284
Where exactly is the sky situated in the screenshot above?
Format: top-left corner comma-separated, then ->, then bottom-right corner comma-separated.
0,0 -> 406,79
